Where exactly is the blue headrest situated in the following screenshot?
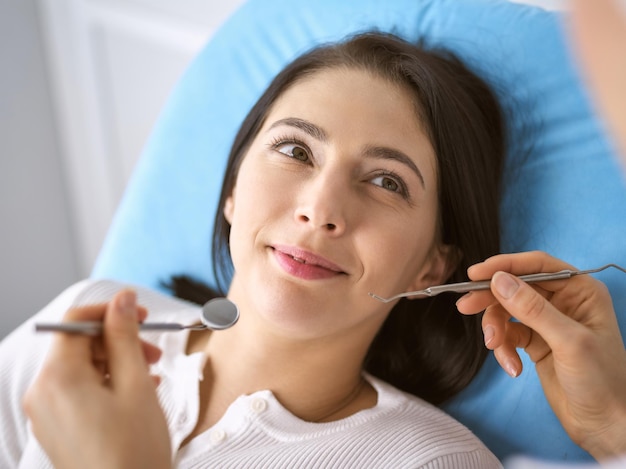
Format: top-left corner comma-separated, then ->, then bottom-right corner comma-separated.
92,0 -> 626,462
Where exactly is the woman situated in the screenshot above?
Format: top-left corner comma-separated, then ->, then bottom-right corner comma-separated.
12,32 -> 507,467
14,2 -> 626,465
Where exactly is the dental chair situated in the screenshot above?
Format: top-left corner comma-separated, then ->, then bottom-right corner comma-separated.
92,0 -> 626,462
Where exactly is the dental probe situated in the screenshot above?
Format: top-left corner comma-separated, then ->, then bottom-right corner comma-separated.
369,263 -> 626,303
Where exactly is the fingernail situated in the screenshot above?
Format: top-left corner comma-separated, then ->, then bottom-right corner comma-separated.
492,271 -> 519,299
483,325 -> 495,347
505,358 -> 519,378
118,289 -> 137,315
467,261 -> 484,274
455,292 -> 472,306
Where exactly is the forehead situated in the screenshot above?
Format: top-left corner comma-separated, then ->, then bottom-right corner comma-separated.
261,67 -> 437,179
271,66 -> 420,122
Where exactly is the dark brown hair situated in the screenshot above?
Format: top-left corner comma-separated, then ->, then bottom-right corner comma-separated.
170,32 -> 504,405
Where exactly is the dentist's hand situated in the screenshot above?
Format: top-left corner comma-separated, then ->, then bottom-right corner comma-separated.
23,289 -> 172,469
457,251 -> 626,461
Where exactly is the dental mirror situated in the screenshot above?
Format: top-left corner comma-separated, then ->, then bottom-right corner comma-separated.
201,298 -> 240,330
35,297 -> 239,335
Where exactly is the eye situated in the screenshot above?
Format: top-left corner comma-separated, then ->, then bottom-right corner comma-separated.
275,142 -> 310,162
371,173 -> 405,194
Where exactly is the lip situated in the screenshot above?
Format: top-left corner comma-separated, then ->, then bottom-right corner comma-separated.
271,244 -> 347,280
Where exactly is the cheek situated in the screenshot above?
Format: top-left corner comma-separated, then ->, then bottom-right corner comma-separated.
364,205 -> 440,281
227,160 -> 290,247
233,174 -> 285,220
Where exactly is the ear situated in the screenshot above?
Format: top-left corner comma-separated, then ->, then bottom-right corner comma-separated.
223,190 -> 235,224
408,243 -> 461,292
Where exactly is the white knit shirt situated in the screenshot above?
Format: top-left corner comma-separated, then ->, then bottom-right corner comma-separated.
0,279 -> 502,468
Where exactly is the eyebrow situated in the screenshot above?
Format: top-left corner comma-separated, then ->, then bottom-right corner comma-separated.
268,117 -> 425,188
363,145 -> 425,188
268,117 -> 329,143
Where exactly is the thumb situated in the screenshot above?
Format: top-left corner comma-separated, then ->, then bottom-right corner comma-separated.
490,271 -> 575,351
104,289 -> 151,391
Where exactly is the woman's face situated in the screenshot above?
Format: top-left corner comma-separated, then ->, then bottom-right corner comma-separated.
224,67 -> 454,340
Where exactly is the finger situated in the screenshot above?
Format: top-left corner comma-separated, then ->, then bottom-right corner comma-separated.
490,271 -> 577,350
456,290 -> 496,315
459,251 -> 559,315
55,302 -> 149,377
23,305 -> 111,424
478,282 -> 552,345
481,302 -> 512,348
103,290 -> 154,392
491,320 -> 550,378
151,374 -> 162,387
141,340 -> 162,365
458,283 -> 552,315
493,343 -> 523,378
501,320 -> 552,364
90,338 -> 110,380
90,337 -> 106,363
44,303 -> 110,375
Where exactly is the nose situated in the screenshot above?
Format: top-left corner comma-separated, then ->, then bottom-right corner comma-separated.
294,173 -> 347,236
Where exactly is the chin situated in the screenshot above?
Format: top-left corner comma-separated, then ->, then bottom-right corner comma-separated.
253,288 -> 339,337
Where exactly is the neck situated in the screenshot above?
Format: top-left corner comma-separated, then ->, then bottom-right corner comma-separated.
185,304 -> 377,428
213,323 -> 367,407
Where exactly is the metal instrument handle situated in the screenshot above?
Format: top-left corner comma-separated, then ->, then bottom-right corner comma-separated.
426,270 -> 574,296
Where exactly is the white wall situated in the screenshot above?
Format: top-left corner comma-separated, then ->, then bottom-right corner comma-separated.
36,0 -> 246,277
0,0 -> 244,339
0,0 -> 566,339
0,0 -> 78,339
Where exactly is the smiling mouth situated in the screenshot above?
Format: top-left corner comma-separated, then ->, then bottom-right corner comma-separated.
271,245 -> 347,278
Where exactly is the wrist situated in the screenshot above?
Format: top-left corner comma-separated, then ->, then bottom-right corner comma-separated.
583,408 -> 626,462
